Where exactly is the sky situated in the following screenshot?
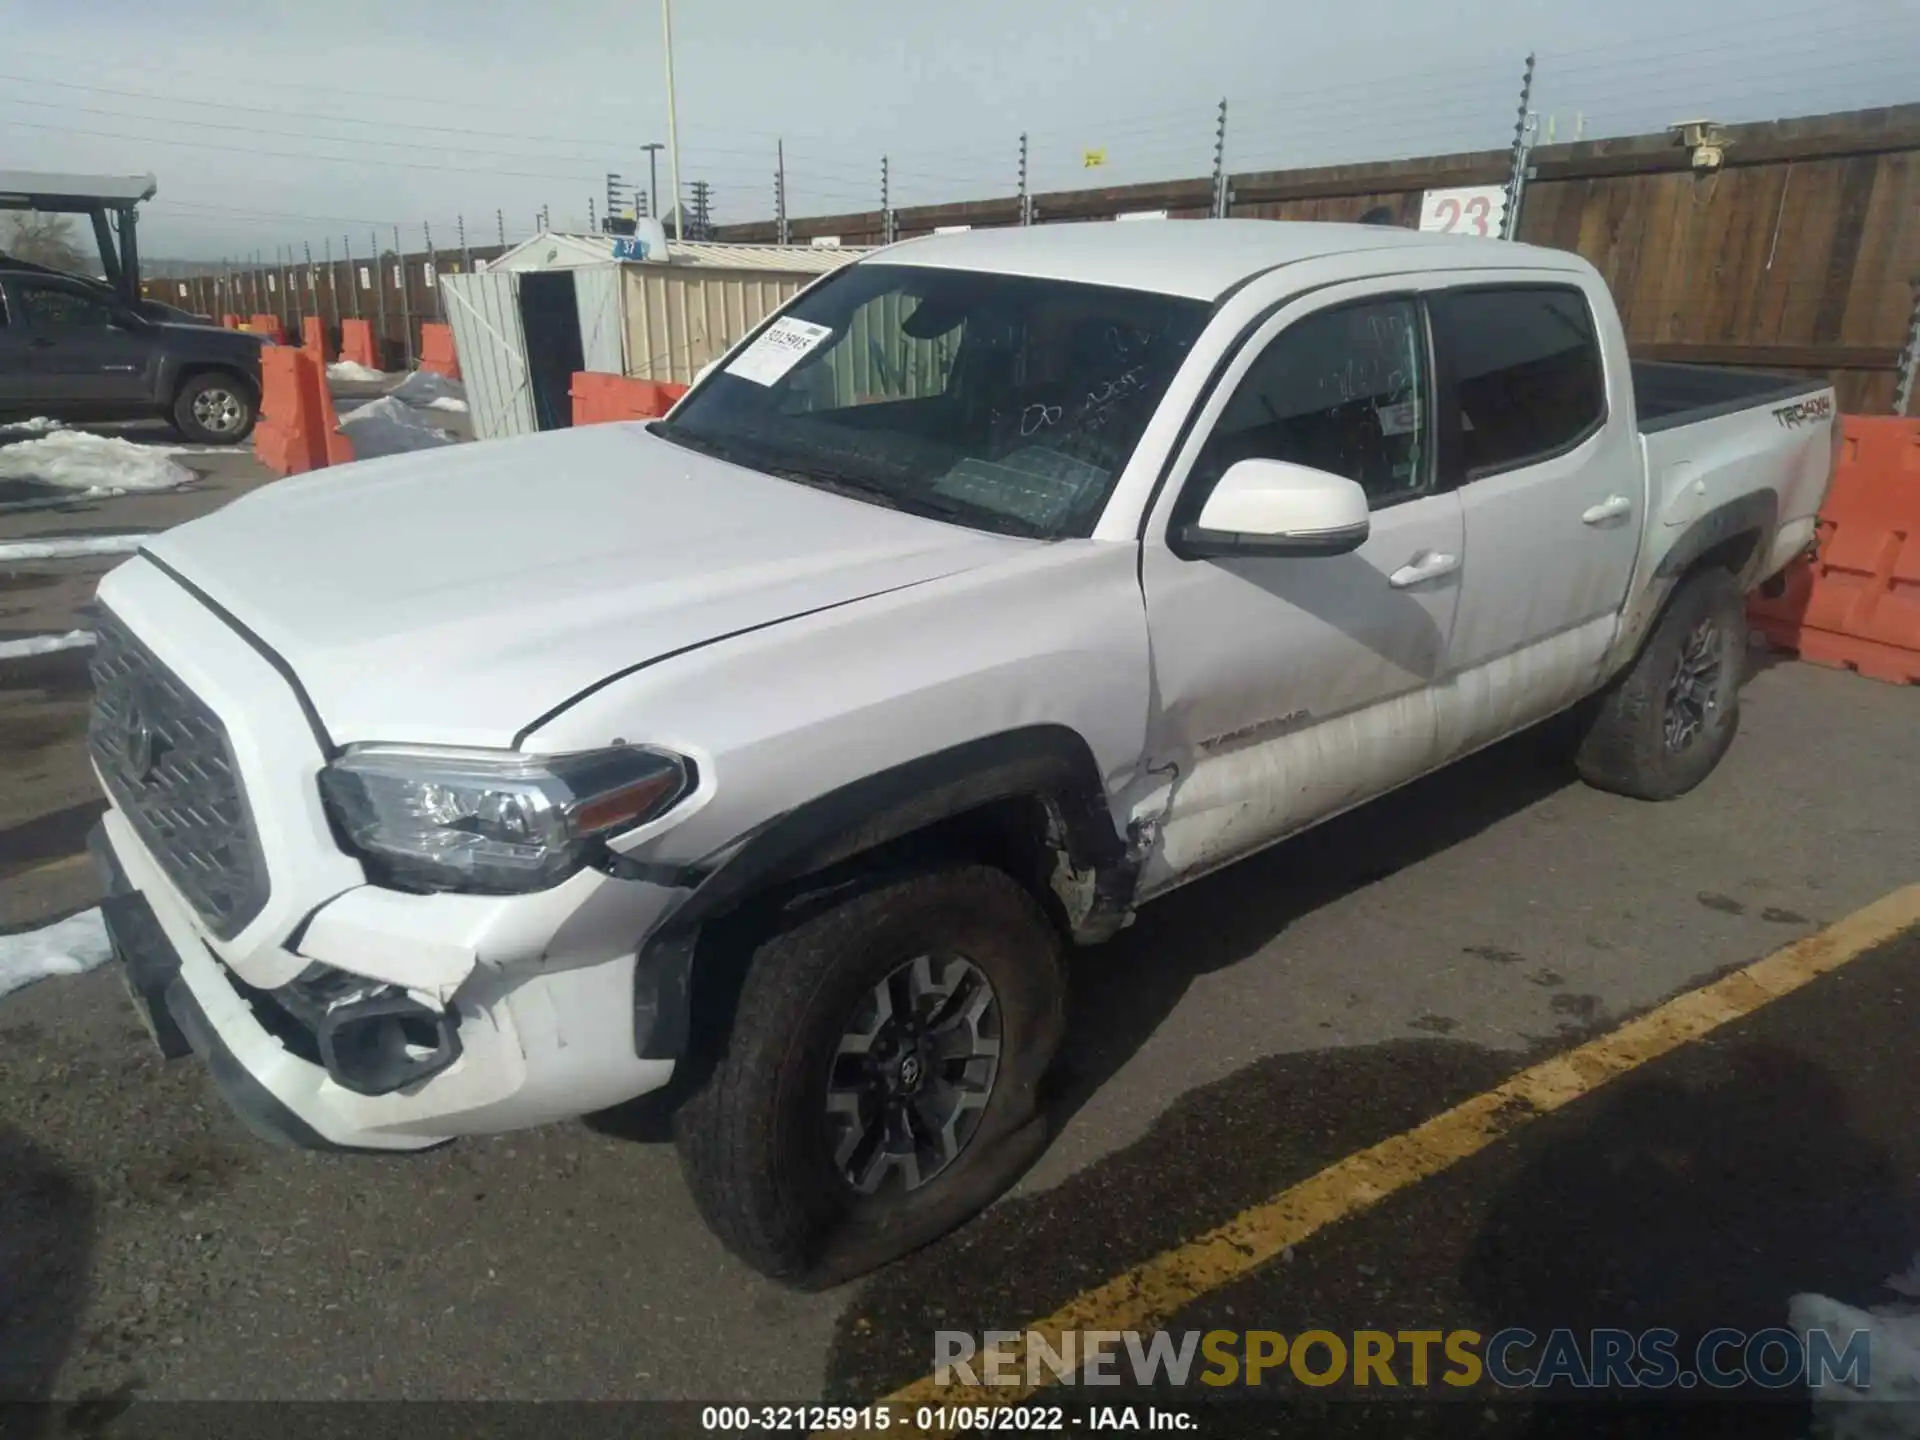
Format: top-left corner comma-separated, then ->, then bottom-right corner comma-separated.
1,0 -> 1915,260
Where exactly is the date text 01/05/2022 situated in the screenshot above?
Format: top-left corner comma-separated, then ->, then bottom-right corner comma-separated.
698,1404 -> 1198,1431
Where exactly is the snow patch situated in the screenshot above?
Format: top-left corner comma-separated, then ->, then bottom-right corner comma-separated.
0,431 -> 195,494
389,370 -> 466,409
0,909 -> 113,1002
424,395 -> 469,414
0,629 -> 96,660
0,534 -> 149,562
1793,1259 -> 1920,1431
337,395 -> 457,459
0,416 -> 66,437
327,360 -> 389,384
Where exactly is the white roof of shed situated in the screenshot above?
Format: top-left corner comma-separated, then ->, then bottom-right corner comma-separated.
489,232 -> 868,274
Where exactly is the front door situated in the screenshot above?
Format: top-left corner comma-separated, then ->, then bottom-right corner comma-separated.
9,278 -> 159,407
1138,286 -> 1464,894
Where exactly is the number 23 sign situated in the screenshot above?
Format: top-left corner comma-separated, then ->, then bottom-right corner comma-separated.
1418,185 -> 1508,237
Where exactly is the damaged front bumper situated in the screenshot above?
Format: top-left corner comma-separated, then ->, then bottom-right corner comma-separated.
91,809 -> 680,1153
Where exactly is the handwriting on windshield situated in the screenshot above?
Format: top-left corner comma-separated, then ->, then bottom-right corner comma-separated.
1021,403 -> 1063,436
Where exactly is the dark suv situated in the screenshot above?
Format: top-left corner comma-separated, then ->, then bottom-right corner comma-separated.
0,266 -> 265,444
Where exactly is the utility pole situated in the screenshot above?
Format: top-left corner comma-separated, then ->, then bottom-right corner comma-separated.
881,155 -> 895,245
686,181 -> 712,240
589,196 -> 597,232
458,214 -> 471,272
1211,99 -> 1230,219
1018,133 -> 1032,226
370,230 -> 386,357
540,203 -> 550,232
661,0 -> 684,240
641,142 -> 664,222
395,223 -> 413,368
496,209 -> 505,248
1502,53 -> 1539,241
604,172 -> 626,229
775,141 -> 788,246
344,235 -> 360,319
302,241 -> 316,321
424,221 -> 442,321
323,237 -> 336,326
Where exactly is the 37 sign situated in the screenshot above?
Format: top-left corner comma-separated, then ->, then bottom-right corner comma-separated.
1418,185 -> 1508,238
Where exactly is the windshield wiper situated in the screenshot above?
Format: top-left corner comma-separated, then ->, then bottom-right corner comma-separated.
763,466 -> 913,512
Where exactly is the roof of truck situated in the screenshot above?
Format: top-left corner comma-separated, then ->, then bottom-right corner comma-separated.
874,219 -> 1581,300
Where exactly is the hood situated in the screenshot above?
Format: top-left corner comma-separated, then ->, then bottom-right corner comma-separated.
145,423 -> 1028,747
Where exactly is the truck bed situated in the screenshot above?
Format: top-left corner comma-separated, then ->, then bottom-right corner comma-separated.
1631,360 -> 1826,434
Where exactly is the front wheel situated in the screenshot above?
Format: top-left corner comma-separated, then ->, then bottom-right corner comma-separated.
675,865 -> 1065,1285
172,371 -> 257,445
1574,567 -> 1746,800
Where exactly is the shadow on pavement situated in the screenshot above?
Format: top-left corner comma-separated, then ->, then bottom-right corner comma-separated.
0,1126 -> 94,1403
1456,1041 -> 1916,1436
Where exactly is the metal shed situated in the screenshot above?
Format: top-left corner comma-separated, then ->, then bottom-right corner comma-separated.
440,229 -> 867,442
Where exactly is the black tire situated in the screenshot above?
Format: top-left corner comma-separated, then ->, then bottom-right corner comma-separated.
675,864 -> 1065,1285
171,370 -> 257,445
1574,567 -> 1746,800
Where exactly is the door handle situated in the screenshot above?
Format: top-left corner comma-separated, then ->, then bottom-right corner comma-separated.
1388,550 -> 1460,588
1582,494 -> 1633,524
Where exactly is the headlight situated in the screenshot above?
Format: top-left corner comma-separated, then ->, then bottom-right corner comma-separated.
319,743 -> 694,894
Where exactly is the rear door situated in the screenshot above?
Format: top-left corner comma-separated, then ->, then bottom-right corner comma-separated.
9,278 -> 161,406
1428,280 -> 1642,759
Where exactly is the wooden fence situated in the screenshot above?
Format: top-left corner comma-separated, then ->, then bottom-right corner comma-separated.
715,104 -> 1920,414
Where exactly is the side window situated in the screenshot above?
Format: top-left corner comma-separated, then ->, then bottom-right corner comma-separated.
17,284 -> 115,330
1185,297 -> 1430,512
1432,286 -> 1605,478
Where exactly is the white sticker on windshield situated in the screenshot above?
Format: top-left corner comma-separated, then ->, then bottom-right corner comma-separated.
725,316 -> 834,387
1375,400 -> 1418,437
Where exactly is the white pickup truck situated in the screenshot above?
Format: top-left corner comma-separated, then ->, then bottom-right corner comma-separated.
87,221 -> 1836,1282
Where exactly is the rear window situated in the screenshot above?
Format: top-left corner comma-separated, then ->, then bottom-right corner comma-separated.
1432,286 -> 1605,478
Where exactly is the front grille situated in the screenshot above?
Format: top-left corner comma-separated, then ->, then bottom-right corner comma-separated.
88,610 -> 271,940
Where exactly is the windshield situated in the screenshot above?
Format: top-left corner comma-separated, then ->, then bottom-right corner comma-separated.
652,262 -> 1209,539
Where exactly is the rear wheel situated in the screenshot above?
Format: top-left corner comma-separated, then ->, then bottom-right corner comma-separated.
675,865 -> 1065,1285
1574,567 -> 1746,800
172,371 -> 256,445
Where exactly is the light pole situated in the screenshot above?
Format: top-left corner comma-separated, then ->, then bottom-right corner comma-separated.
641,142 -> 664,222
661,0 -> 683,239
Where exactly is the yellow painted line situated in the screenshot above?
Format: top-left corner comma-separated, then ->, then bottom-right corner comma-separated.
878,883 -> 1920,1422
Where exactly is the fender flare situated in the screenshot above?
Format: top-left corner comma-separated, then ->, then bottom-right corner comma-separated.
630,724 -> 1124,1060
1654,490 -> 1778,585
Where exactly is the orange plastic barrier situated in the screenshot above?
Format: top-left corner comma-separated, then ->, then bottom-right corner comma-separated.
419,322 -> 460,379
246,313 -> 286,345
338,319 -> 379,370
254,346 -> 355,476
221,314 -> 241,330
301,316 -> 332,363
1749,416 -> 1920,685
570,371 -> 689,425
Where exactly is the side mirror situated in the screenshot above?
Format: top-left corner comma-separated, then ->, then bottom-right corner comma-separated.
1172,458 -> 1371,559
